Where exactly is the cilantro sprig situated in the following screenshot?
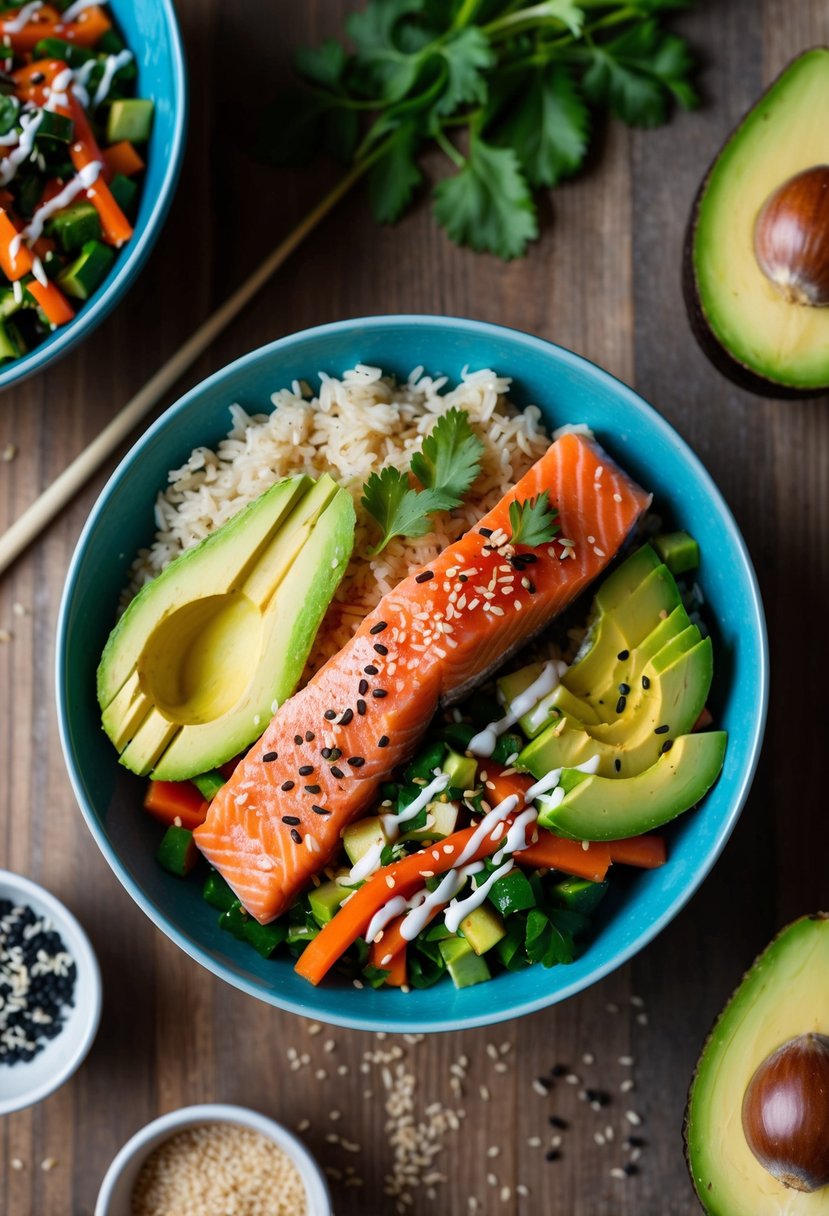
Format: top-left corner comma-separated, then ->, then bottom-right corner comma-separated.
508,491 -> 560,546
362,407 -> 484,554
258,1 -> 697,260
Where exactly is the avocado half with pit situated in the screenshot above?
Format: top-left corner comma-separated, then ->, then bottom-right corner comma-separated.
97,473 -> 355,781
685,913 -> 829,1214
684,48 -> 829,397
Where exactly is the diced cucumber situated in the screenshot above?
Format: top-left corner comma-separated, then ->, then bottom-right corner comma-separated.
218,901 -> 248,940
191,770 -> 226,800
495,919 -> 528,970
492,731 -> 524,765
487,869 -> 537,917
460,903 -> 506,955
97,28 -> 126,54
202,869 -> 236,913
286,922 -> 319,946
342,816 -> 389,866
654,531 -> 700,576
438,722 -> 476,752
218,900 -> 288,957
439,937 -> 491,988
442,748 -> 477,792
57,239 -> 115,300
47,201 -> 102,253
401,799 -> 458,843
0,288 -> 22,320
308,880 -> 349,927
35,109 -> 74,145
109,172 -> 138,217
0,318 -> 23,361
156,825 -> 198,877
33,37 -> 95,68
106,98 -> 154,144
551,878 -> 608,916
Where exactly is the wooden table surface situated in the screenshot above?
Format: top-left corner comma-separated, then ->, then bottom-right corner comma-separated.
2,2 -> 828,1213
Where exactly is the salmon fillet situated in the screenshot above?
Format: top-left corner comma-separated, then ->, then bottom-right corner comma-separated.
194,432 -> 651,922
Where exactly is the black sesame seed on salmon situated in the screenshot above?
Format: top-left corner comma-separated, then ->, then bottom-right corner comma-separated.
305,731 -> 315,742
294,735 -> 303,746
479,527 -> 494,538
330,766 -> 345,779
373,643 -> 388,656
378,736 -> 389,748
358,679 -> 369,695
347,757 -> 365,767
262,751 -> 278,762
298,765 -> 314,776
324,709 -> 337,720
282,815 -> 300,826
364,665 -> 379,676
312,805 -> 331,816
357,699 -> 367,715
415,571 -> 434,583
281,781 -> 295,792
372,689 -> 388,699
321,747 -> 332,760
339,708 -> 354,726
369,622 -> 388,635
304,784 -> 321,794
290,828 -> 302,845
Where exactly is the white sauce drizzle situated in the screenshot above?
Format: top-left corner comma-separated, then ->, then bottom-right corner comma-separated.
3,1 -> 42,33
493,806 -> 539,865
92,48 -> 132,108
380,771 -> 450,839
16,160 -> 101,248
0,108 -> 43,188
454,793 -> 520,867
468,660 -> 567,757
59,0 -> 105,24
444,860 -> 515,934
365,895 -> 409,948
30,254 -> 46,285
399,862 -> 484,942
348,839 -> 385,884
70,57 -> 96,109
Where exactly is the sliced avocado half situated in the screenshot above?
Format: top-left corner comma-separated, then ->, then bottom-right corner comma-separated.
685,49 -> 829,395
685,914 -> 829,1215
98,473 -> 356,780
518,634 -> 713,778
537,730 -> 726,840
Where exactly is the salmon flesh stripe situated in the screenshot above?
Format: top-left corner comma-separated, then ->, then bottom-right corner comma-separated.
193,433 -> 651,923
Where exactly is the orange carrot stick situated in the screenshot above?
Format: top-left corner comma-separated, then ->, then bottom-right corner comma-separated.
54,4 -> 111,46
144,781 -> 209,832
102,140 -> 145,178
0,210 -> 32,281
28,278 -> 74,326
0,4 -> 61,53
607,834 -> 667,870
68,96 -> 132,245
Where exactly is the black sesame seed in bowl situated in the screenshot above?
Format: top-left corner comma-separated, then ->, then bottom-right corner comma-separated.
0,870 -> 101,1115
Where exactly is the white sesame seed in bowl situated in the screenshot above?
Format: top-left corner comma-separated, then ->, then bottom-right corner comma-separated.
94,1104 -> 331,1216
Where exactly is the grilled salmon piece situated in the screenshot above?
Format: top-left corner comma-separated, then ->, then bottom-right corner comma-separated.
194,432 -> 651,922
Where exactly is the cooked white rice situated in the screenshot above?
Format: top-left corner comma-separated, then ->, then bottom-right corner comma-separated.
126,364 -> 552,675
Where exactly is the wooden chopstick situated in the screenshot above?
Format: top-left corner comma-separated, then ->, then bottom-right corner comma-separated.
0,162 -> 364,579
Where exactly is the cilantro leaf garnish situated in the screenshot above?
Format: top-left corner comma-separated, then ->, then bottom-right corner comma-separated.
508,491 -> 561,547
410,407 -> 485,501
258,2 -> 697,260
362,466 -> 455,555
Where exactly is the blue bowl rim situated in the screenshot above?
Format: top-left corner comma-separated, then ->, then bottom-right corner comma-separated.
56,314 -> 769,1033
0,0 -> 188,392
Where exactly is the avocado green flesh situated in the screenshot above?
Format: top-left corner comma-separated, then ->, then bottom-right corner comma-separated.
693,49 -> 829,389
98,474 -> 356,780
686,915 -> 829,1216
537,731 -> 726,840
518,636 -> 713,778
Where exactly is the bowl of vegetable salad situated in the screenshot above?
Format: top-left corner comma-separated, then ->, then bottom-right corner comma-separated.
56,316 -> 768,1032
0,0 -> 186,388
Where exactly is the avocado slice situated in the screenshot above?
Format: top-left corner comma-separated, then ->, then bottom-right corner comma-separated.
98,474 -> 355,780
519,635 -> 713,778
684,49 -> 829,396
537,730 -> 727,840
685,914 -> 829,1215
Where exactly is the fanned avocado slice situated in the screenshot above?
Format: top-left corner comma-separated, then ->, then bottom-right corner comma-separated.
98,473 -> 356,780
685,49 -> 829,395
536,731 -> 726,840
685,914 -> 829,1215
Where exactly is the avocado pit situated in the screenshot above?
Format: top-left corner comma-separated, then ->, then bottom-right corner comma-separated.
741,1032 -> 829,1193
754,166 -> 829,307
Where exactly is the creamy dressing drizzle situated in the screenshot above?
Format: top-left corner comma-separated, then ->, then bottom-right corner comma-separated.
365,895 -> 409,948
444,860 -> 515,934
468,660 -> 567,757
93,48 -> 132,107
380,771 -> 450,839
3,1 -> 42,33
348,839 -> 385,884
399,862 -> 484,942
59,0 -> 105,24
0,109 -> 43,188
13,160 -> 101,254
454,793 -> 520,867
494,806 -> 539,865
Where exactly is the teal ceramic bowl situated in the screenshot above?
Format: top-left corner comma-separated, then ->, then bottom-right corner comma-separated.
57,317 -> 767,1032
0,0 -> 186,390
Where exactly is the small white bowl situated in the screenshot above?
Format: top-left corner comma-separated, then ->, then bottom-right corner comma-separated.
95,1104 -> 332,1216
0,869 -> 102,1115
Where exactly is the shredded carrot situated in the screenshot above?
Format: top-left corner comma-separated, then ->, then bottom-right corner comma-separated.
28,278 -> 74,326
144,781 -> 208,832
69,96 -> 133,245
103,140 -> 145,178
0,210 -> 32,281
607,834 -> 667,869
516,833 -> 612,883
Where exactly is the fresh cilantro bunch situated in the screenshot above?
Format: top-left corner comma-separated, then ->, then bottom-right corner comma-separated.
362,407 -> 485,553
258,0 -> 697,260
508,490 -> 560,546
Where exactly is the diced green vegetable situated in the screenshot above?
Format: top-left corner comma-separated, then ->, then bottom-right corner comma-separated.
286,921 -> 320,946
243,917 -> 287,958
442,747 -> 477,792
460,903 -> 506,955
654,531 -> 700,576
14,171 -> 42,219
109,172 -> 138,217
308,880 -> 349,926
202,869 -> 236,913
551,877 -> 608,916
404,740 -> 446,784
218,901 -> 248,940
0,94 -> 19,138
438,936 -> 491,988
495,919 -> 529,970
401,799 -> 458,842
33,37 -> 95,67
97,28 -> 127,54
438,722 -> 476,752
35,109 -> 74,145
0,289 -> 22,321
191,770 -> 226,800
106,98 -> 154,144
491,731 -> 524,765
47,201 -> 102,253
57,239 -> 115,300
342,815 -> 389,866
488,869 -> 536,917
156,825 -> 198,876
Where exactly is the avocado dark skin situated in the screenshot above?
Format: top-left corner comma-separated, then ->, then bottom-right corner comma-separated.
682,52 -> 829,402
